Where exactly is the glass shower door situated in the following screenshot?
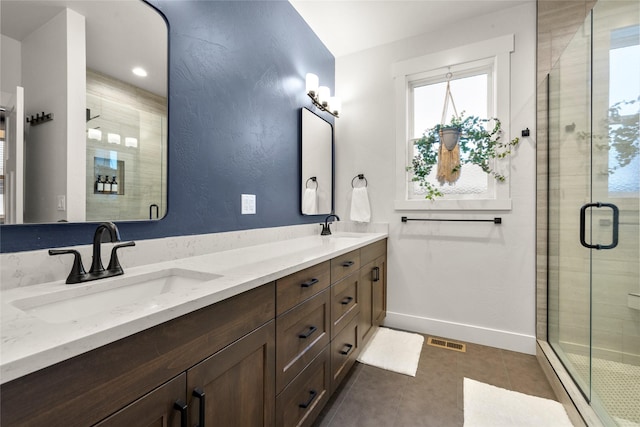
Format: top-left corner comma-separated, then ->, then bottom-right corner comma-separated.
589,1 -> 639,425
547,11 -> 593,399
548,1 -> 640,426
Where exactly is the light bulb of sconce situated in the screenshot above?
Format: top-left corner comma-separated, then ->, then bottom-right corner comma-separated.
305,73 -> 319,96
132,67 -> 148,77
329,97 -> 341,116
87,128 -> 102,141
107,133 -> 121,144
317,86 -> 330,107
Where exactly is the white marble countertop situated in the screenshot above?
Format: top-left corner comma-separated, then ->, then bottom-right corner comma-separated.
0,231 -> 387,384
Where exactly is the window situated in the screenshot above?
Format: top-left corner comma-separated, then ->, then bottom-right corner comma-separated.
607,25 -> 639,197
410,67 -> 492,199
393,35 -> 514,210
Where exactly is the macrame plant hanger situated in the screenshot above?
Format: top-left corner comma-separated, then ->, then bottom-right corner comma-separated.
436,73 -> 461,184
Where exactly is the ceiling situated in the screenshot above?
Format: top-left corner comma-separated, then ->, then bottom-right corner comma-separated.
1,0 -> 167,97
289,0 -> 528,58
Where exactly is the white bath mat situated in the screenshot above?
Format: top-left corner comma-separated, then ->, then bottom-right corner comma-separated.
463,378 -> 573,427
356,327 -> 424,376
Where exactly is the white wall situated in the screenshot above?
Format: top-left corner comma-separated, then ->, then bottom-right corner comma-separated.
334,2 -> 538,354
22,9 -> 86,223
1,35 -> 22,106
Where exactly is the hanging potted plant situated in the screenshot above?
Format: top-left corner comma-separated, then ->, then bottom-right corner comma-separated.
407,73 -> 520,200
408,113 -> 520,200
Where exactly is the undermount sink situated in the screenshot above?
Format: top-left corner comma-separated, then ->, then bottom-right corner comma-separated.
327,232 -> 364,239
11,268 -> 222,323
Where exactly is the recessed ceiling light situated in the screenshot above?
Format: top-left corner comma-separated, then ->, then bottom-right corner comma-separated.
132,67 -> 148,77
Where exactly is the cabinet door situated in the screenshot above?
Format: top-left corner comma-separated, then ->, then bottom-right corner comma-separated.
358,260 -> 374,344
187,321 -> 276,427
372,256 -> 386,326
93,374 -> 186,427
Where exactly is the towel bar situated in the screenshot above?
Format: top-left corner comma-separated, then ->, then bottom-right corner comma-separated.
401,216 -> 502,224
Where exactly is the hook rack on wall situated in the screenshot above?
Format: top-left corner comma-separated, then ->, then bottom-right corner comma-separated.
351,174 -> 368,188
401,216 -> 502,224
306,177 -> 318,189
26,112 -> 53,126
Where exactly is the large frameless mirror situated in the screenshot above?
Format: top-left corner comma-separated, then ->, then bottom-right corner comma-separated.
0,0 -> 168,224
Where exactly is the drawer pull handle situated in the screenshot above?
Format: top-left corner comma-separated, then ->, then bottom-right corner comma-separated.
193,388 -> 206,427
299,390 -> 318,409
173,400 -> 188,427
298,325 -> 317,339
301,278 -> 319,288
340,296 -> 354,305
372,266 -> 380,282
341,261 -> 354,268
340,343 -> 354,355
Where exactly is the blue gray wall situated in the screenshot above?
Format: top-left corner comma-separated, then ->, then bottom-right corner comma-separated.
1,1 -> 335,253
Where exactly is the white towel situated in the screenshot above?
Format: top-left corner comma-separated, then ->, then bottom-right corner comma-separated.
350,186 -> 371,222
302,188 -> 318,215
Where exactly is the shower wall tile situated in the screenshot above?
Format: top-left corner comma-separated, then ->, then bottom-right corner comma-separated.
536,0 -> 597,341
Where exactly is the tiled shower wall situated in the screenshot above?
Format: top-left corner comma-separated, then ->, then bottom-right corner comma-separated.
537,0 -> 640,365
85,69 -> 167,221
536,0 -> 596,341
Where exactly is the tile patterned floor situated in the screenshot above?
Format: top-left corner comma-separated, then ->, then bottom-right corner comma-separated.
314,334 -> 557,427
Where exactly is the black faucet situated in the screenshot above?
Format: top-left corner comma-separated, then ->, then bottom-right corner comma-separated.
89,222 -> 121,274
49,222 -> 135,284
321,214 -> 340,236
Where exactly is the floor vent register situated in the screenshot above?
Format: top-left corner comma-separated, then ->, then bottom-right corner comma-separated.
427,337 -> 466,353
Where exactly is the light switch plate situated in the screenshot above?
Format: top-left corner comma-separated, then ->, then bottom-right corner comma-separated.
57,195 -> 66,211
241,194 -> 256,214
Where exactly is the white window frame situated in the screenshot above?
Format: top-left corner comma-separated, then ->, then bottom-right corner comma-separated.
393,34 -> 515,211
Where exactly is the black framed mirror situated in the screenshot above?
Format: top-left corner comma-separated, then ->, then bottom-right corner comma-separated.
0,0 -> 168,224
301,108 -> 333,215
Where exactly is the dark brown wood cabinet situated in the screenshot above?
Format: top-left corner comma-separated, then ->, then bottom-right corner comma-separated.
1,239 -> 387,427
0,283 -> 275,427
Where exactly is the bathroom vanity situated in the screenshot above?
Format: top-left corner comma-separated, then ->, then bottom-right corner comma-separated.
0,232 -> 387,427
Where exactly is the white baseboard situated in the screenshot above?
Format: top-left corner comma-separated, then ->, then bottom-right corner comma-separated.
384,311 -> 537,355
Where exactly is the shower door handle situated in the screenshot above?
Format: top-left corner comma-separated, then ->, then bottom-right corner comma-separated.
579,202 -> 619,250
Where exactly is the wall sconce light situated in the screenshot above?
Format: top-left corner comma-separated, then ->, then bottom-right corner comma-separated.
306,73 -> 340,118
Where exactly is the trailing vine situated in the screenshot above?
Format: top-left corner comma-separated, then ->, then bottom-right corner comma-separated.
408,113 -> 520,200
577,97 -> 639,174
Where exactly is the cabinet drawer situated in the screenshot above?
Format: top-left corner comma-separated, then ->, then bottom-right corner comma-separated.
331,273 -> 359,338
277,261 -> 330,315
330,250 -> 360,284
276,346 -> 330,427
360,239 -> 387,266
276,289 -> 330,394
330,316 -> 359,393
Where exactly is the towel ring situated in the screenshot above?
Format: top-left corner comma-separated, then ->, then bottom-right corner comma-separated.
351,174 -> 367,188
306,177 -> 318,189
